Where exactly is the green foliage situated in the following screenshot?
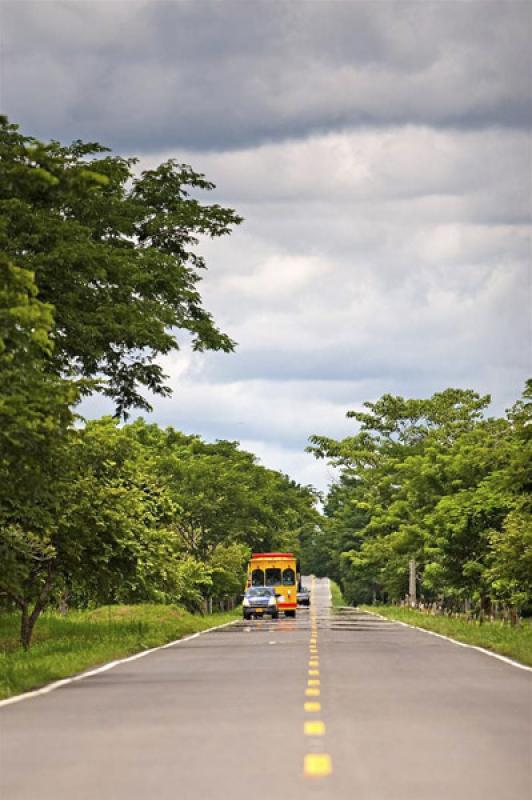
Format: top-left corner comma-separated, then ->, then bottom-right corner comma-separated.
329,580 -> 346,608
0,259 -> 79,450
488,511 -> 532,608
123,419 -> 319,562
208,543 -> 251,605
0,115 -> 242,415
306,384 -> 532,614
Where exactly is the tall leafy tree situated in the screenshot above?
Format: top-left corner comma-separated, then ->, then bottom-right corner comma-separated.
0,116 -> 242,415
306,389 -> 509,607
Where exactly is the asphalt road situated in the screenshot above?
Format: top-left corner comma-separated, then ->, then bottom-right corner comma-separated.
1,578 -> 530,799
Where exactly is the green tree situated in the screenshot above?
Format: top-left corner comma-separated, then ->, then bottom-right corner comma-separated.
487,381 -> 532,611
0,260 -> 80,647
127,422 -> 319,561
0,116 -> 242,415
1,414 -> 173,647
421,419 -> 513,609
208,543 -> 251,609
308,389 -> 496,605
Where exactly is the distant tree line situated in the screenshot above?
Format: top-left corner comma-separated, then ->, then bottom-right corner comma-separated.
0,117 -> 318,648
302,384 -> 531,619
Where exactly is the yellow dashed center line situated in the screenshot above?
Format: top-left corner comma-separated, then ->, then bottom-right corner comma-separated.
303,579 -> 332,780
304,753 -> 332,778
304,720 -> 325,736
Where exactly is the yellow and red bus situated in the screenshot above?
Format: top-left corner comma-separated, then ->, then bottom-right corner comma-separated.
246,552 -> 299,617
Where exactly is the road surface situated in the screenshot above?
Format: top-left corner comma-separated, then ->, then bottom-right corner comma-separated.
1,578 -> 530,799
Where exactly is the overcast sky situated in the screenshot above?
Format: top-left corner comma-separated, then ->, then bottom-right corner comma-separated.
1,0 -> 531,490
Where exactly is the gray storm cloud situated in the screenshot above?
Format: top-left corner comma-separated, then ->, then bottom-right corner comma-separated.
1,0 -> 531,151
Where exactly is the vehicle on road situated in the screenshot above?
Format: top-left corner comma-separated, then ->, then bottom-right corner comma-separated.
246,552 -> 299,617
297,587 -> 311,606
242,587 -> 279,620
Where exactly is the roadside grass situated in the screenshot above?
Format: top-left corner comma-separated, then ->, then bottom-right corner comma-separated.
329,580 -> 346,608
363,605 -> 532,667
0,604 -> 239,701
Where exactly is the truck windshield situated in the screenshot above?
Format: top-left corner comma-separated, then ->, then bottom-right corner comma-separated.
246,588 -> 273,597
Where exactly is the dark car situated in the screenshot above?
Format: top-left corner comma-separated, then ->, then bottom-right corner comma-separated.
297,586 -> 311,606
242,586 -> 279,620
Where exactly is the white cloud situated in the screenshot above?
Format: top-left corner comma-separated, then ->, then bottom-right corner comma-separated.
220,254 -> 328,300
238,439 -> 338,494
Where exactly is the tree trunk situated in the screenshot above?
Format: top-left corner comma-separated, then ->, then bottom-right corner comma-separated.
59,590 -> 70,617
478,594 -> 491,625
19,565 -> 54,649
408,558 -> 417,607
20,606 -> 36,651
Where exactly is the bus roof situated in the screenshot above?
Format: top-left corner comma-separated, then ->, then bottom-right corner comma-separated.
250,552 -> 295,559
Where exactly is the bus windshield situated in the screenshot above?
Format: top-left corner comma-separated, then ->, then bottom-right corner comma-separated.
265,568 -> 281,586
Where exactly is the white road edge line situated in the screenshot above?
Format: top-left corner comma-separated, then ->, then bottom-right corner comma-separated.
365,610 -> 532,673
0,618 -> 239,709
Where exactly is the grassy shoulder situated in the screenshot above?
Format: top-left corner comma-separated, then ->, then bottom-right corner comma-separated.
329,580 -> 346,608
363,605 -> 532,667
0,604 -> 239,701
